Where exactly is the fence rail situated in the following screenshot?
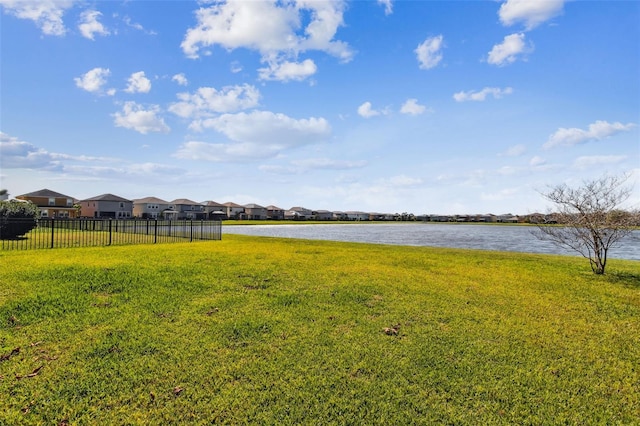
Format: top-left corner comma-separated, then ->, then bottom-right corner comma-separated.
0,218 -> 222,250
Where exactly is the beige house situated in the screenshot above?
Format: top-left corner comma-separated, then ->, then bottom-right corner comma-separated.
223,202 -> 245,220
266,205 -> 285,220
244,203 -> 267,220
285,206 -> 312,220
203,201 -> 227,220
132,196 -> 172,219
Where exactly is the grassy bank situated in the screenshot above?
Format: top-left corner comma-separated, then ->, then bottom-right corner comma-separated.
1,235 -> 638,424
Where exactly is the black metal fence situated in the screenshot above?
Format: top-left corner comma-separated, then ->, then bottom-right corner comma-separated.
0,218 -> 222,250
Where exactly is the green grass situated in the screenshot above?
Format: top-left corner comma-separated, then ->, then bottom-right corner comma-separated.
1,235 -> 639,424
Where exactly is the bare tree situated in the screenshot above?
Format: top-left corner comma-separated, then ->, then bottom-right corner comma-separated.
535,174 -> 638,274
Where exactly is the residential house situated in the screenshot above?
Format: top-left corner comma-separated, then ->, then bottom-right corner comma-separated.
370,213 -> 395,221
496,214 -> 519,223
203,201 -> 227,220
285,206 -> 313,220
313,210 -> 333,221
244,203 -> 267,220
332,211 -> 348,221
345,211 -> 370,221
170,199 -> 206,220
132,196 -> 172,219
428,215 -> 453,222
80,193 -> 133,218
16,189 -> 78,218
223,202 -> 246,220
266,205 -> 285,220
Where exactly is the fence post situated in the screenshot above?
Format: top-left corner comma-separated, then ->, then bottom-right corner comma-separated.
108,219 -> 112,246
190,219 -> 194,242
154,219 -> 158,244
50,218 -> 55,249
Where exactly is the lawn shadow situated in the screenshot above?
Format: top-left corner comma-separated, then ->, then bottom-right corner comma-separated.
607,271 -> 640,289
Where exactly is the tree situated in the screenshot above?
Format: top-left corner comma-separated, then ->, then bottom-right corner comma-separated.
535,174 -> 638,274
0,200 -> 40,239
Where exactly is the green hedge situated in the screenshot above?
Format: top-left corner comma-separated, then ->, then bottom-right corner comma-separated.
0,200 -> 40,239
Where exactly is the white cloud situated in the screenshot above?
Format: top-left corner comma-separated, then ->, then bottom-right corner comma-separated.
180,1 -> 352,81
291,158 -> 367,170
453,87 -> 513,102
78,9 -> 109,40
529,156 -> 546,167
0,132 -> 59,169
358,102 -> 381,118
543,120 -> 636,149
175,141 -> 276,162
0,0 -> 75,36
400,98 -> 428,115
172,73 -> 188,86
74,67 -> 113,94
260,157 -> 367,175
197,110 -> 331,147
481,188 -> 518,201
378,0 -> 393,16
230,61 -> 243,73
385,175 -> 423,187
415,35 -> 444,70
258,58 -> 318,81
573,155 -> 627,170
0,132 -> 117,171
500,144 -> 526,157
124,71 -> 152,94
112,102 -> 170,134
174,110 -> 331,162
487,33 -> 530,66
169,84 -> 261,119
123,15 -> 156,35
499,0 -> 565,30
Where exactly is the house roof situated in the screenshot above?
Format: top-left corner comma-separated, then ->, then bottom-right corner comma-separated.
223,202 -> 244,208
266,205 -> 284,211
82,193 -> 131,202
203,200 -> 224,207
244,203 -> 265,209
170,198 -> 201,205
132,196 -> 169,204
17,188 -> 74,199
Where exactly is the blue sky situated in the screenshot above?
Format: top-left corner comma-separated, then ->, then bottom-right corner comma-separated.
1,0 -> 638,215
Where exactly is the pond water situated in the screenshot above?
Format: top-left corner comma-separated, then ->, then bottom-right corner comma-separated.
222,223 -> 640,261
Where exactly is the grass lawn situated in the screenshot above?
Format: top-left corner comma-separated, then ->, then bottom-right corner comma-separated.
1,235 -> 639,424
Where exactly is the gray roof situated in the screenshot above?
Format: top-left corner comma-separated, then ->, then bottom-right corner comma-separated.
171,198 -> 201,205
203,200 -> 224,207
82,193 -> 131,202
18,188 -> 74,199
133,196 -> 169,204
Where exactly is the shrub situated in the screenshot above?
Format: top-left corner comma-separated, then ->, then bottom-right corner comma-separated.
0,200 -> 40,239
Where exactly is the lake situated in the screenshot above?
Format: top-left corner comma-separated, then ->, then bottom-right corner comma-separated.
222,223 -> 640,261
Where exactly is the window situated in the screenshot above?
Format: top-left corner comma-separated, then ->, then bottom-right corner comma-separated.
41,210 -> 49,217
48,198 -> 55,206
120,202 -> 124,209
66,198 -> 73,206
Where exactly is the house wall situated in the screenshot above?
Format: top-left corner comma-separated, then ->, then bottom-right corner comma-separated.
245,207 -> 267,220
17,195 -> 78,218
266,209 -> 284,220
